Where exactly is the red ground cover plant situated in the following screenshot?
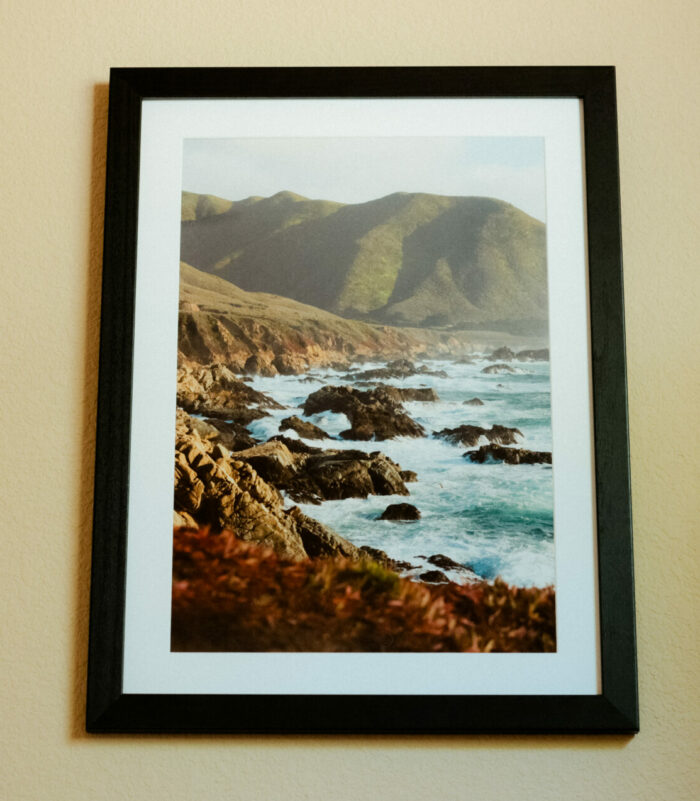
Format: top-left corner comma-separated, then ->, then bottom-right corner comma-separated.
171,527 -> 556,652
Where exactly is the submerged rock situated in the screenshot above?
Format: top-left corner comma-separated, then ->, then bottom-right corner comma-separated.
434,424 -> 523,448
426,553 -> 466,570
343,358 -> 448,382
464,444 -> 552,465
418,570 -> 449,584
422,554 -> 481,583
516,348 -> 549,362
481,363 -> 517,375
463,397 -> 484,406
377,503 -> 421,521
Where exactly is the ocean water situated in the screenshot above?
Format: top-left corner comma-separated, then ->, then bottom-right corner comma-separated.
247,358 -> 554,587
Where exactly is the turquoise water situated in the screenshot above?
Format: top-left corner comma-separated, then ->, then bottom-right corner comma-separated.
247,358 -> 554,587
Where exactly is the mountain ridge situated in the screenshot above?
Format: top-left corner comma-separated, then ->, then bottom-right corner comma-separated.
180,189 -> 547,333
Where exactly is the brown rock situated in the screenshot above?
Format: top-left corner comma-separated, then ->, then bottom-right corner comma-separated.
302,385 -> 424,440
434,424 -> 522,448
481,363 -> 516,375
231,440 -> 298,485
244,354 -> 278,377
418,570 -> 449,583
377,502 -> 421,521
344,359 -> 448,382
366,455 -> 411,496
487,346 -> 516,361
272,353 -> 310,375
463,397 -> 484,406
174,413 -> 305,559
202,417 -> 259,450
285,449 -> 410,504
464,444 -> 552,465
516,348 -> 549,362
173,509 -> 197,528
266,435 -> 323,455
359,545 -> 416,572
288,508 -> 361,559
279,415 -> 330,440
177,362 -> 282,422
372,384 -> 440,403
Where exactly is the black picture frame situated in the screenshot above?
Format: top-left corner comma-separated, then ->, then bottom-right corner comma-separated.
86,66 -> 638,734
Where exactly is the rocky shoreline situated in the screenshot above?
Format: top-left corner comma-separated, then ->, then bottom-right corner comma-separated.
178,262 -> 549,377
173,346 -> 552,585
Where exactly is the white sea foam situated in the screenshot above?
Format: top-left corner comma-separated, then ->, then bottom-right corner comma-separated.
248,360 -> 555,587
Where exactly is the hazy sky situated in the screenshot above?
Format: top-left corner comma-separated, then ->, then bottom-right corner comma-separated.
182,136 -> 546,221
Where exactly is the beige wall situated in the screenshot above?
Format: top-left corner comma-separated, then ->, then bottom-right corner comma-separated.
2,1 -> 698,798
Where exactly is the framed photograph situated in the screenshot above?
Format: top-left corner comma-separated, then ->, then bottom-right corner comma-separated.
87,67 -> 638,733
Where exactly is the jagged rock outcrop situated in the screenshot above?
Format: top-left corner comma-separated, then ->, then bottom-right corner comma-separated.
273,353 -> 310,375
425,554 -> 479,580
464,444 -> 552,465
359,545 -> 416,572
279,415 -> 330,440
371,384 -> 440,403
174,409 -> 353,560
177,362 -> 282,421
192,416 -> 258,452
244,354 -> 278,377
230,438 -> 411,504
174,411 -> 304,558
434,424 -> 523,448
343,359 -> 448,382
302,385 -> 425,440
487,346 -> 516,361
178,263 -> 479,373
286,507 -> 361,559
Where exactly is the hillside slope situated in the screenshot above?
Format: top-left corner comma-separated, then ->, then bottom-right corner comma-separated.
178,262 -> 488,372
180,190 -> 547,331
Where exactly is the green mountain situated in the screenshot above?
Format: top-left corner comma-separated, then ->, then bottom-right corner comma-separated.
180,190 -> 547,331
181,191 -> 234,221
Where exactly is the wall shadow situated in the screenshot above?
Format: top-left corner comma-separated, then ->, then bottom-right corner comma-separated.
70,82 -> 109,741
